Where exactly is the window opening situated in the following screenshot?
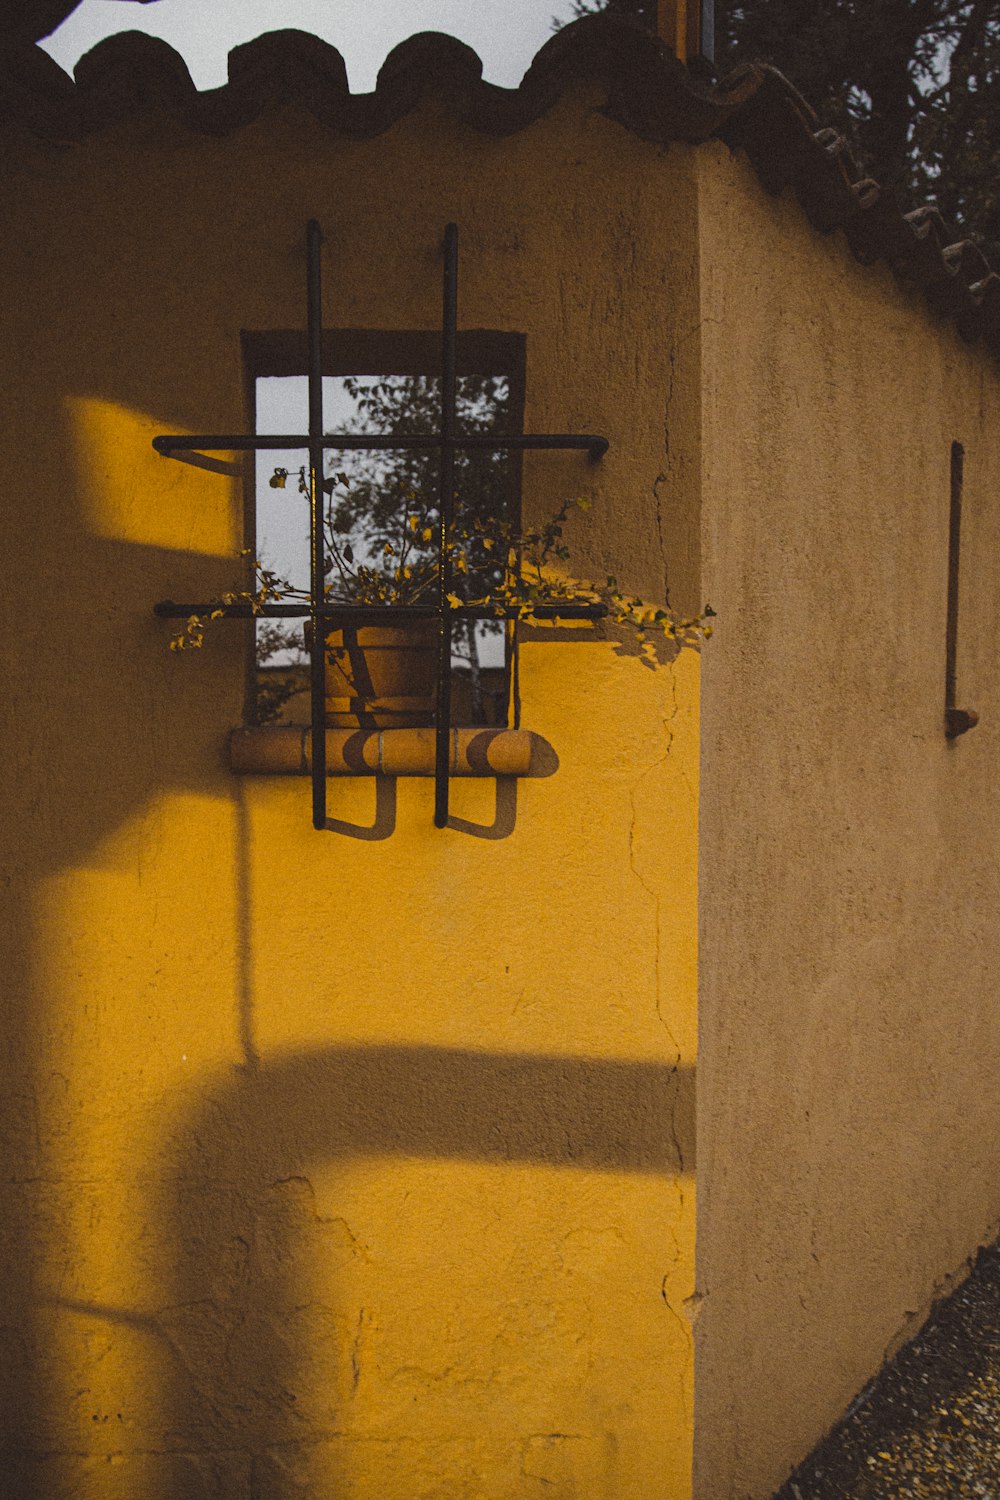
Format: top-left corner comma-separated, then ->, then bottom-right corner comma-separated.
154,221 -> 608,830
253,372 -> 513,730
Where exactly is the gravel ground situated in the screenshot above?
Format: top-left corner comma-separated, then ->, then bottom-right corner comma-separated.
773,1240 -> 1000,1499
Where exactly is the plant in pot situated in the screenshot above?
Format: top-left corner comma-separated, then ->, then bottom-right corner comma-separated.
277,462 -> 488,729
305,370 -> 515,728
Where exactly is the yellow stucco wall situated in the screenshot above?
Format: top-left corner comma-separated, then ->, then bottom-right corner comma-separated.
695,141 -> 1000,1499
0,89 -> 700,1497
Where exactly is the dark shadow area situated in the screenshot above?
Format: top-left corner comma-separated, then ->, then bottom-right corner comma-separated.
0,221 -> 303,1495
167,449 -> 243,478
0,522 -> 248,1498
180,1043 -> 694,1178
324,772 -> 397,840
447,774 -> 518,838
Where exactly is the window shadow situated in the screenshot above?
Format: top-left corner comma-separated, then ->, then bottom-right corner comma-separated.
147,1045 -> 694,1488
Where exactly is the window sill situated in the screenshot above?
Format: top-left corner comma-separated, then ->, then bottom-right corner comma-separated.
229,727 -> 556,778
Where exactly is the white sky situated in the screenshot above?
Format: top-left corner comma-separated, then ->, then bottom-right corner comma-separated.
41,1 -> 578,92
256,378 -> 355,594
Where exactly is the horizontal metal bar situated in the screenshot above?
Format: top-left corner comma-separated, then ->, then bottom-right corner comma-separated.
153,432 -> 608,457
154,600 -> 607,620
459,433 -> 608,457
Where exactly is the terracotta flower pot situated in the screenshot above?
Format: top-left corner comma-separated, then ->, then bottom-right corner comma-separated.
305,616 -> 439,727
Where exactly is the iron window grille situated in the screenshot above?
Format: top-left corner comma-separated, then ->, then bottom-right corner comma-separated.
154,222 -> 609,829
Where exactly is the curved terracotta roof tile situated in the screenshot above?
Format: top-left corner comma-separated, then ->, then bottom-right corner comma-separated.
2,13 -> 997,358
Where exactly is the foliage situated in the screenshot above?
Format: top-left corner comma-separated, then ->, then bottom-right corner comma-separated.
559,0 -> 1000,261
328,373 -> 511,571
169,486 -> 714,658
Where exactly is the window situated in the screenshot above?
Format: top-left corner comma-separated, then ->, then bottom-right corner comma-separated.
243,331 -> 525,729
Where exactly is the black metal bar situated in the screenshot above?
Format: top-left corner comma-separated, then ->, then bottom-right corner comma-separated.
307,219 -> 327,826
156,600 -> 607,621
944,439 -> 979,739
458,433 -> 608,458
945,440 -> 962,711
156,433 -> 429,454
154,432 -> 608,456
434,224 -> 460,827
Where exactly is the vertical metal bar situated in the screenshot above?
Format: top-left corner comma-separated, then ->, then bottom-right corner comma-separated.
307,219 -> 327,826
434,223 -> 459,827
944,440 -> 978,738
945,440 -> 963,712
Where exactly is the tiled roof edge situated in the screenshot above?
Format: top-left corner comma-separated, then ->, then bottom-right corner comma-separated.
3,15 -> 999,358
713,61 -> 1000,357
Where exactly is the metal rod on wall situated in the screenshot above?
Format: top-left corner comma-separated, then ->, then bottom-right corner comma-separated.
306,219 -> 328,827
435,224 -> 459,828
944,440 -> 979,739
153,432 -> 608,457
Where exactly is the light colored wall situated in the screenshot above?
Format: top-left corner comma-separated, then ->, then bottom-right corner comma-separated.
0,91 -> 702,1498
694,139 -> 1000,1499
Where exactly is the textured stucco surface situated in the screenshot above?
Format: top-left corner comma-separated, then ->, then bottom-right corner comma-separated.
694,140 -> 1000,1500
0,92 -> 700,1497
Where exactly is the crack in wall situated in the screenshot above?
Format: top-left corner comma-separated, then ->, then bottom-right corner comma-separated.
653,467 -> 672,608
660,1182 -> 694,1430
271,1177 -> 372,1263
349,1306 -> 374,1395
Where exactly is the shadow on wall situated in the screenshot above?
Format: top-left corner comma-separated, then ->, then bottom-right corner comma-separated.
55,1045 -> 695,1493
0,534 -> 248,1498
316,775 -> 519,841
0,333 -> 266,1493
